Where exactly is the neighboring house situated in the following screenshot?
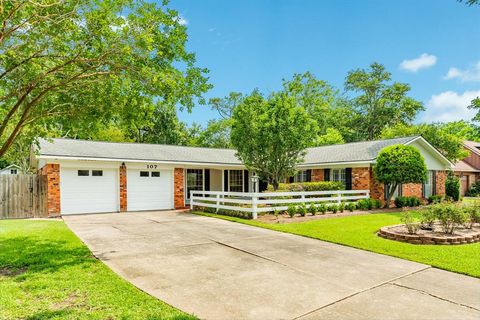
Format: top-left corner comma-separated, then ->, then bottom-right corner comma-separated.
33,135 -> 452,217
0,164 -> 22,175
454,140 -> 480,196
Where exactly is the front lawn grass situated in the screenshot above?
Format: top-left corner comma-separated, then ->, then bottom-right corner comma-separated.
0,219 -> 195,320
194,211 -> 480,278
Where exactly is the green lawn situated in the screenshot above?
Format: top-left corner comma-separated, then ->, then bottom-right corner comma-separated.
194,211 -> 480,278
0,220 -> 195,320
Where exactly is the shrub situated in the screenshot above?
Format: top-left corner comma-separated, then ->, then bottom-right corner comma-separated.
216,209 -> 252,219
372,199 -> 382,209
463,201 -> 480,229
395,196 -> 421,208
445,171 -> 460,202
338,202 -> 345,213
308,203 -> 317,216
287,204 -> 297,218
329,204 -> 339,214
298,203 -> 307,217
465,182 -> 480,197
432,203 -> 466,234
400,212 -> 419,234
357,198 -> 379,210
317,203 -> 327,214
427,195 -> 443,204
345,202 -> 356,212
267,181 -> 344,192
420,207 -> 436,229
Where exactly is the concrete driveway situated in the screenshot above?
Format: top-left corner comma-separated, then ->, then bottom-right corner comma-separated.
64,211 -> 480,320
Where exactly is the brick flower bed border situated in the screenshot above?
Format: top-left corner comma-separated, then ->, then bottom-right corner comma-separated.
378,224 -> 480,245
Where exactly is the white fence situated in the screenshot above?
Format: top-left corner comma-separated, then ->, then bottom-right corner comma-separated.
190,190 -> 370,219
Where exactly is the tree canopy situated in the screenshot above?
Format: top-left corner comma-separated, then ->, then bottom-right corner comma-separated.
231,91 -> 318,190
374,145 -> 427,207
0,0 -> 211,158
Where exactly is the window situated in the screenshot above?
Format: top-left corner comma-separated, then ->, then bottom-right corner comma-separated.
78,170 -> 89,176
140,171 -> 149,177
294,170 -> 308,183
423,170 -> 434,197
10,169 -> 17,174
229,170 -> 243,192
331,169 -> 346,186
186,169 -> 203,199
151,171 -> 160,177
92,170 -> 103,176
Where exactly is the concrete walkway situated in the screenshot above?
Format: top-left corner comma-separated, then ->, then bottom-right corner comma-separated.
64,211 -> 480,320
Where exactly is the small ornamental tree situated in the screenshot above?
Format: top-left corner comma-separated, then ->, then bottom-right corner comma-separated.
231,91 -> 318,190
374,145 -> 427,207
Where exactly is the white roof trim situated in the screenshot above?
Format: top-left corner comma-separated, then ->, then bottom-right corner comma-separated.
297,160 -> 374,168
405,136 -> 454,168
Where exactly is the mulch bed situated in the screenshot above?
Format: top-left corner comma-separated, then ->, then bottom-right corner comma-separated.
378,223 -> 480,245
257,206 -> 424,224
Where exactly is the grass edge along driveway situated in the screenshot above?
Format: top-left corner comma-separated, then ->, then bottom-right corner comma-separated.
0,219 -> 196,320
193,211 -> 480,278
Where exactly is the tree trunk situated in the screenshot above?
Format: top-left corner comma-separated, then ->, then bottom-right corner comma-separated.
384,183 -> 398,208
272,179 -> 279,191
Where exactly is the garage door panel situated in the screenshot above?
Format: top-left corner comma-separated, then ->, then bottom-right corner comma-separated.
60,168 -> 118,215
127,169 -> 173,211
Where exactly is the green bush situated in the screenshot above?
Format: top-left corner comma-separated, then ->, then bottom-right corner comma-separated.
427,195 -> 443,204
267,181 -> 344,192
329,204 -> 339,214
431,203 -> 466,234
216,208 -> 252,219
465,182 -> 480,197
463,201 -> 480,229
338,202 -> 345,213
400,212 -> 419,234
308,203 -> 317,216
287,204 -> 297,218
297,203 -> 307,217
345,202 -> 356,212
317,203 -> 327,214
357,198 -> 380,210
395,196 -> 421,208
420,207 -> 436,229
445,171 -> 460,202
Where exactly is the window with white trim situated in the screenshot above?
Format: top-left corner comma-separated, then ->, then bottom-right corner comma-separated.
294,170 -> 308,183
229,170 -> 243,192
186,169 -> 203,199
10,169 -> 17,174
331,168 -> 346,186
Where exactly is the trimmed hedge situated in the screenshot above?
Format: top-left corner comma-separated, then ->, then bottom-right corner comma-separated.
267,181 -> 344,192
394,196 -> 421,208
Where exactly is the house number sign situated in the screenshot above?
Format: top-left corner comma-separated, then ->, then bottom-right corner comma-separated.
146,164 -> 158,169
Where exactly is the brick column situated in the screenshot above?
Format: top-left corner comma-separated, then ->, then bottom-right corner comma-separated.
119,164 -> 127,212
174,168 -> 185,209
311,169 -> 324,182
402,184 -> 423,198
369,168 -> 386,205
39,164 -> 61,217
352,167 -> 370,190
435,171 -> 447,196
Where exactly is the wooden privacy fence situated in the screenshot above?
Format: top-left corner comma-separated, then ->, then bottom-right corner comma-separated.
0,174 -> 48,219
190,190 -> 370,219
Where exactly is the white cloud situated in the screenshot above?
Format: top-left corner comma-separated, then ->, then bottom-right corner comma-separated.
443,61 -> 480,82
400,53 -> 437,72
422,90 -> 480,122
208,28 -> 216,32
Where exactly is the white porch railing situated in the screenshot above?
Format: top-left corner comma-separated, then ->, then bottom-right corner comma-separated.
190,190 -> 370,219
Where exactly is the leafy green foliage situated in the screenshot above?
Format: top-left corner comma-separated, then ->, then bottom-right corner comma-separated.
462,201 -> 480,229
400,212 -> 419,234
431,203 -> 467,234
344,63 -> 424,140
266,181 -> 344,192
287,204 -> 297,218
446,171 -> 461,202
231,91 -> 318,190
297,204 -> 307,217
394,196 -> 421,208
308,203 -> 317,216
420,207 -> 436,229
465,181 -> 480,197
374,145 -> 427,206
428,195 -> 443,204
381,122 -> 473,161
345,202 -> 356,212
315,128 -> 345,146
317,204 -> 327,214
329,204 -> 339,214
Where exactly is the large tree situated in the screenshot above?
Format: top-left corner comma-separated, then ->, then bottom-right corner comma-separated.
345,63 -> 424,141
381,123 -> 470,162
231,91 -> 318,190
374,145 -> 427,207
0,0 -> 210,158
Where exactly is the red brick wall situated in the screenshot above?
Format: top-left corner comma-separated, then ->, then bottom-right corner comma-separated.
311,169 -> 324,182
174,168 -> 185,209
435,171 -> 447,196
402,183 -> 423,198
39,164 -> 61,217
352,167 -> 370,190
119,164 -> 127,212
369,168 -> 385,203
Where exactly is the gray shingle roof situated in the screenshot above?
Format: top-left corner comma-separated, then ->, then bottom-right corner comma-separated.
37,136 -> 419,166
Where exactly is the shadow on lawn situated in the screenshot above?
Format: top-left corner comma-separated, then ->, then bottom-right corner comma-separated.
0,236 -> 95,277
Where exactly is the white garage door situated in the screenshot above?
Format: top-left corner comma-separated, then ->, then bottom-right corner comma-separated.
127,169 -> 173,211
60,168 -> 118,215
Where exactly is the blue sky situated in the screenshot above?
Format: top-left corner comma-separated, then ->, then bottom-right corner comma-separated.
168,0 -> 480,126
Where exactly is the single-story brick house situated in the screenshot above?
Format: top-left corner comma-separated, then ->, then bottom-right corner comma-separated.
33,135 -> 452,216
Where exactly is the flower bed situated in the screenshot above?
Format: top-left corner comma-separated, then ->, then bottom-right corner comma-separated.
378,223 -> 480,245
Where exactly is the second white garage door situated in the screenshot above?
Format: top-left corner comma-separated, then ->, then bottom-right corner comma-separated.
127,169 -> 173,211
